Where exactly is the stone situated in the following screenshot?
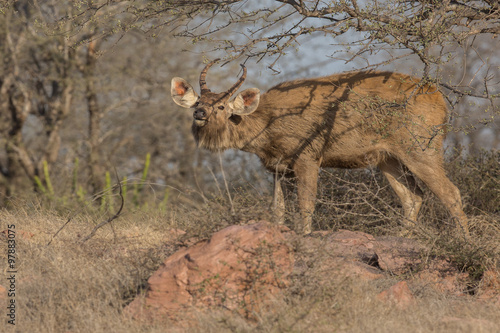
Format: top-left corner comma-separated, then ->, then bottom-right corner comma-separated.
377,281 -> 415,308
290,230 -> 384,283
374,236 -> 425,274
477,269 -> 500,304
125,221 -> 293,321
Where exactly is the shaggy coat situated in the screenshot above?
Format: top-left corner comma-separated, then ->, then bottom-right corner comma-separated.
171,63 -> 468,236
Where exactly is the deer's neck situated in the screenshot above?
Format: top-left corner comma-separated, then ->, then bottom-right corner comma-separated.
231,110 -> 270,153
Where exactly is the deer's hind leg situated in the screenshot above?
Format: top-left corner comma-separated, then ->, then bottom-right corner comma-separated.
399,155 -> 469,237
379,158 -> 424,230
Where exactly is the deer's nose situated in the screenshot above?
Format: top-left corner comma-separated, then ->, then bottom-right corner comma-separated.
194,109 -> 207,120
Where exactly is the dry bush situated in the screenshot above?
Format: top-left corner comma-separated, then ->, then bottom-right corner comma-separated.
308,150 -> 499,236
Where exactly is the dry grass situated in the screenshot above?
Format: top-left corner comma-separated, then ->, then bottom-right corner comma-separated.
1,152 -> 498,332
1,204 -> 179,332
1,205 -> 498,332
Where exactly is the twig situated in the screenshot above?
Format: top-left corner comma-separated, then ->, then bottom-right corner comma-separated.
219,152 -> 235,216
46,214 -> 75,246
46,183 -> 113,246
80,169 -> 124,243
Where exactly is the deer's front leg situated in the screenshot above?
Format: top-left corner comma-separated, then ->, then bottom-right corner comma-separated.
270,173 -> 286,225
293,159 -> 320,235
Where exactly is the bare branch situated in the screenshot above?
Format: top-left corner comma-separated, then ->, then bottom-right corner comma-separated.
81,170 -> 125,243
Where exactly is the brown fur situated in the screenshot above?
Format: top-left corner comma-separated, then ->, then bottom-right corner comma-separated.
173,68 -> 469,236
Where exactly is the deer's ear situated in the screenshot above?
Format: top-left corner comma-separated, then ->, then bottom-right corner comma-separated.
171,77 -> 199,108
230,88 -> 260,116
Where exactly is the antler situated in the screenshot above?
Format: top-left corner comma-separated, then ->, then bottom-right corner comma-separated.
225,64 -> 247,98
200,60 -> 247,97
199,58 -> 220,93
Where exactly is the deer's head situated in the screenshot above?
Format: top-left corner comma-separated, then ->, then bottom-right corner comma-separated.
171,60 -> 260,128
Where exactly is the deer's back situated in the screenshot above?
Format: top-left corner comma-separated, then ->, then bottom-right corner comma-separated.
245,71 -> 448,171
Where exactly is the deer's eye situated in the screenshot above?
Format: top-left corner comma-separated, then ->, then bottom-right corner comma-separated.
218,105 -> 225,110
193,102 -> 199,108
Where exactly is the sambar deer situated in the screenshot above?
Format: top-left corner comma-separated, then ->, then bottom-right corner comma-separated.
171,60 -> 469,236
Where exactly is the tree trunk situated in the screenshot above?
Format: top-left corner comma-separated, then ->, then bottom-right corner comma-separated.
84,40 -> 105,195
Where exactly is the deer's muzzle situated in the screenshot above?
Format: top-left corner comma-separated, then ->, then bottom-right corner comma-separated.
194,109 -> 207,120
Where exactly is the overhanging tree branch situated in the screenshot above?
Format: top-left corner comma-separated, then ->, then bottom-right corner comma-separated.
46,0 -> 500,108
